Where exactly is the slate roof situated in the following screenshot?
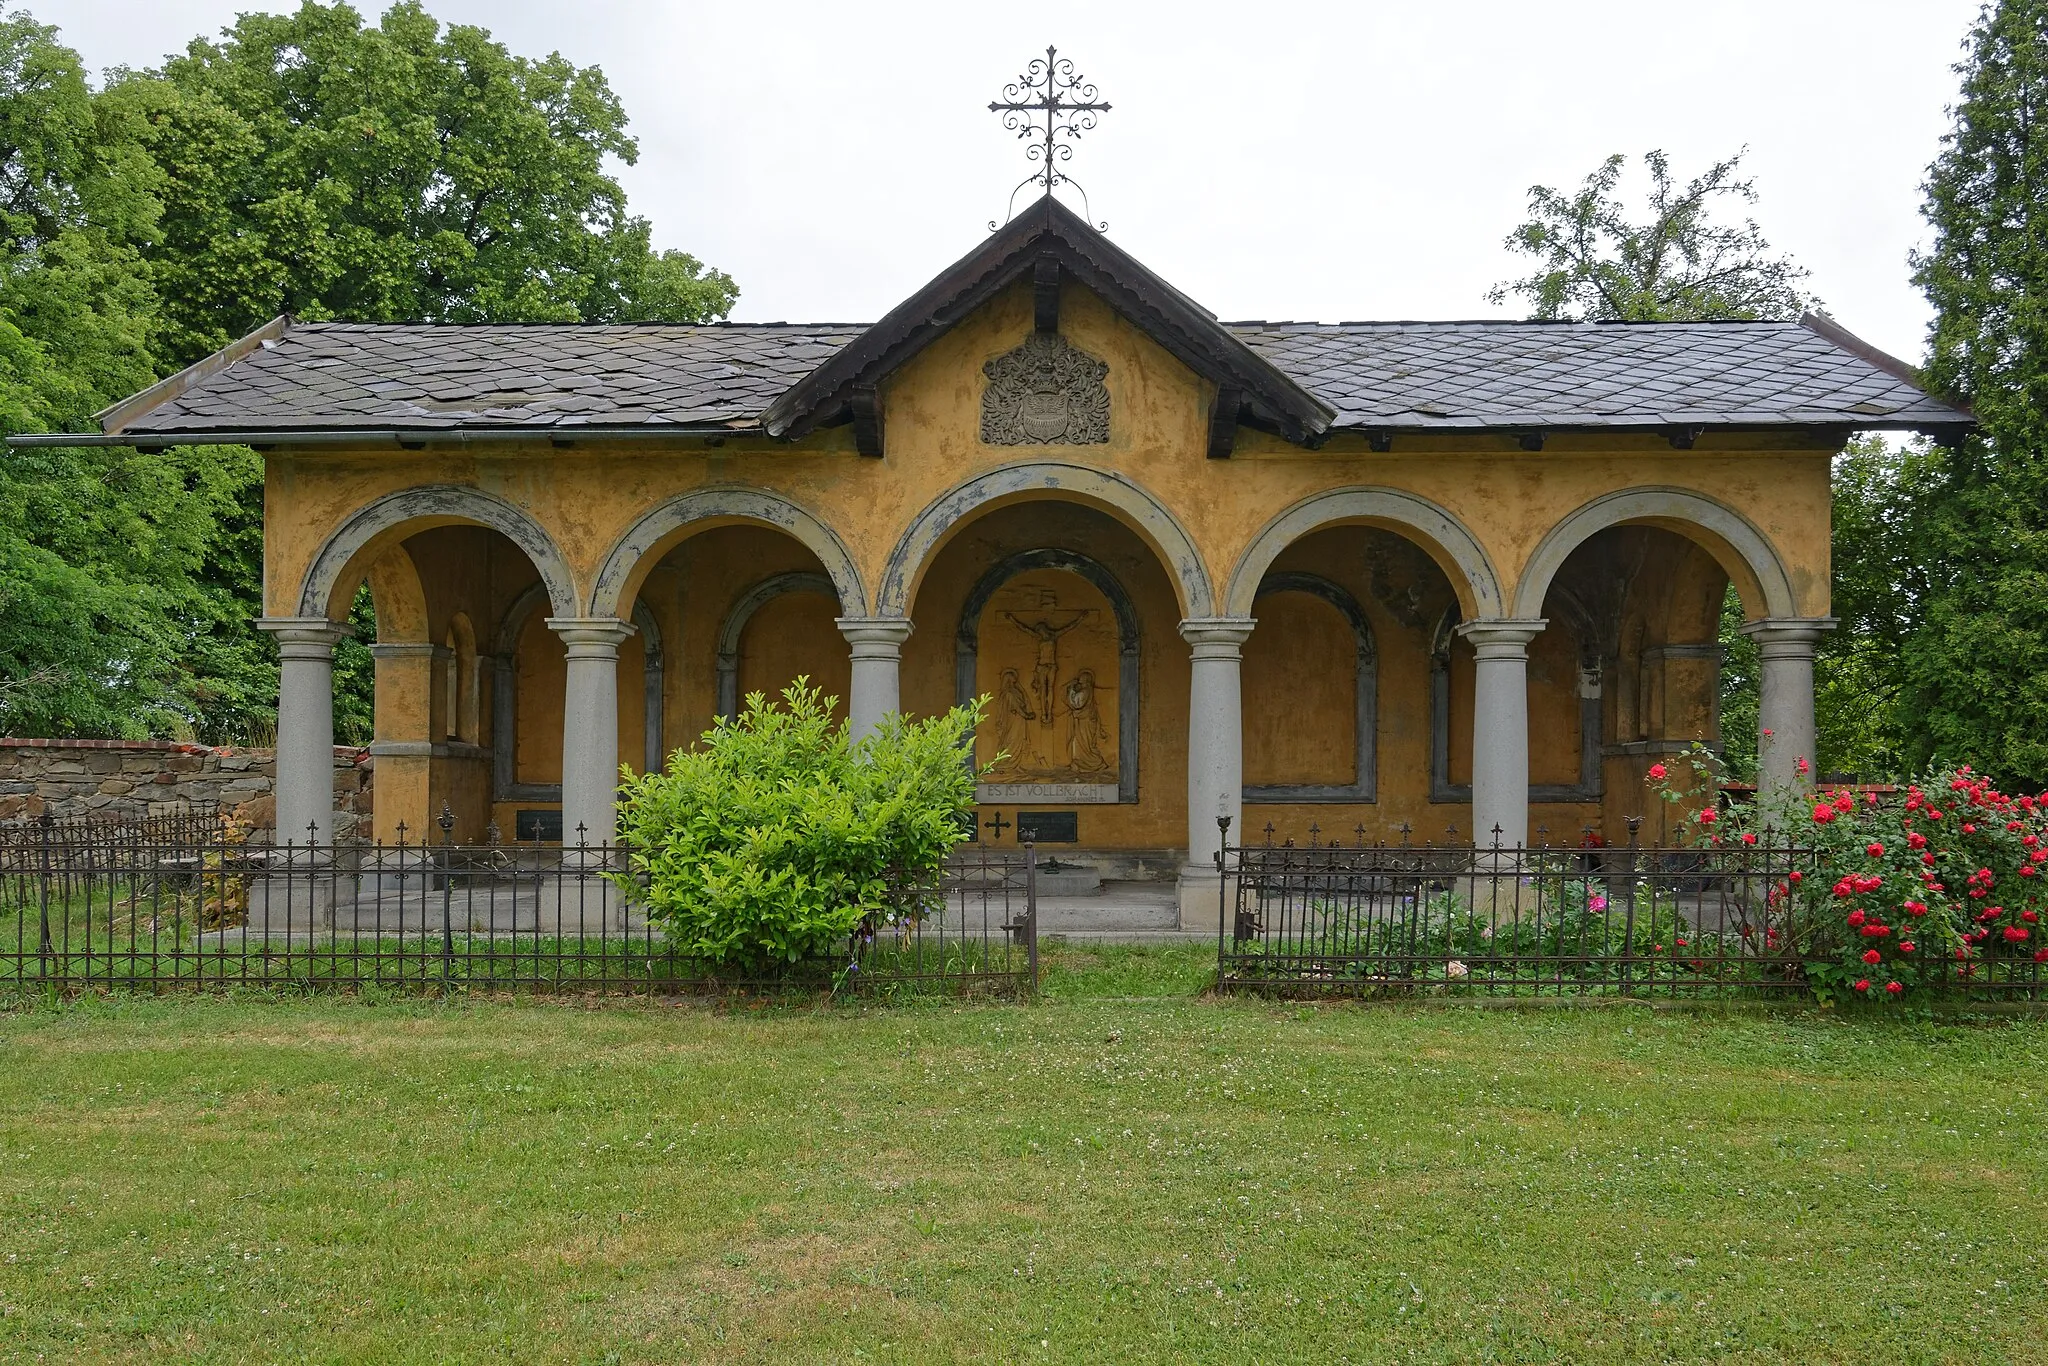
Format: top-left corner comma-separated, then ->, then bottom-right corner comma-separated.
1227,320 -> 1965,431
87,310 -> 1969,442
113,322 -> 865,434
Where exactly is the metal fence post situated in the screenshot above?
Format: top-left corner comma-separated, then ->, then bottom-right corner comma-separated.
437,803 -> 456,989
1024,837 -> 1038,994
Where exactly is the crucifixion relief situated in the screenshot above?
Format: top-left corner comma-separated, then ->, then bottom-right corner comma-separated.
1002,601 -> 1092,729
975,574 -> 1120,788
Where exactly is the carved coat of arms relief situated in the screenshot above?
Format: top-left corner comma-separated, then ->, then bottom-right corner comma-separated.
980,332 -> 1111,445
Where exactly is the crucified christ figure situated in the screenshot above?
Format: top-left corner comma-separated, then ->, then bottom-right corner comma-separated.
1003,608 -> 1090,730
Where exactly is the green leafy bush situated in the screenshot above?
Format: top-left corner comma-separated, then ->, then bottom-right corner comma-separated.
611,680 -> 983,973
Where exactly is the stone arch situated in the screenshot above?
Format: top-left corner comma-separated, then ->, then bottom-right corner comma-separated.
715,571 -> 838,720
590,488 -> 864,620
1224,488 -> 1503,621
955,549 -> 1142,805
1511,486 -> 1797,621
298,485 -> 576,621
877,462 -> 1213,620
1244,572 -> 1377,804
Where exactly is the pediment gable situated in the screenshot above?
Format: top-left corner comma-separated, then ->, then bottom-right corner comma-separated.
758,196 -> 1336,456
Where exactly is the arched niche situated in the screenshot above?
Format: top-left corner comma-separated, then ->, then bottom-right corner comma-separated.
1244,572 -> 1376,804
716,571 -> 840,720
956,548 -> 1141,805
879,462 -> 1213,621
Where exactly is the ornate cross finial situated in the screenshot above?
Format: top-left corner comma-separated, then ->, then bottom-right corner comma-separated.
989,45 -> 1110,230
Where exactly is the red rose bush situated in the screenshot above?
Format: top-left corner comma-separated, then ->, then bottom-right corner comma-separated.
1649,751 -> 2048,1004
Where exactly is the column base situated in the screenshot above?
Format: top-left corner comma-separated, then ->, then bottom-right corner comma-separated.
1175,864 -> 1226,933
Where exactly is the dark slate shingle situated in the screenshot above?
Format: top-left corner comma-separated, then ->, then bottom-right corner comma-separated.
114,317 -> 1967,437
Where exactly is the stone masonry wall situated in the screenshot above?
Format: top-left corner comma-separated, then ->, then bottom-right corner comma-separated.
0,739 -> 372,839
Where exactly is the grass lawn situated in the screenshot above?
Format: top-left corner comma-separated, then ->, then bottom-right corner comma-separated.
1,944 -> 2044,1363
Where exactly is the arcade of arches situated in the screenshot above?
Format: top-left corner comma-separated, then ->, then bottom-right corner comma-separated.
84,202 -> 1967,926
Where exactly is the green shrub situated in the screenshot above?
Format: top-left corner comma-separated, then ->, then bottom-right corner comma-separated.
611,680 -> 984,973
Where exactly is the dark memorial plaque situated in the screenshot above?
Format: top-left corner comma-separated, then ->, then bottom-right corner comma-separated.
515,808 -> 564,843
1017,810 -> 1079,844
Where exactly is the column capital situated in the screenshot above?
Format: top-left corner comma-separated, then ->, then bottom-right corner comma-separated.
366,641 -> 449,662
256,616 -> 350,653
545,617 -> 635,655
1455,617 -> 1547,657
1737,617 -> 1838,654
1179,617 -> 1257,653
835,617 -> 915,653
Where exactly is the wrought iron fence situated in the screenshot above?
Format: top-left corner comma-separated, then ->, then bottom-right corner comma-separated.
1215,826 -> 2044,1000
0,816 -> 1036,997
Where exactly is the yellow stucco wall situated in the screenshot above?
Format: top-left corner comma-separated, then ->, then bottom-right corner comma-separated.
261,273 -> 1836,848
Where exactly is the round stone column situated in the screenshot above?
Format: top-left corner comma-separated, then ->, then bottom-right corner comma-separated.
836,617 -> 915,743
1454,618 -> 1547,850
547,617 -> 634,851
257,617 -> 350,848
1177,617 -> 1256,929
1739,617 -> 1837,802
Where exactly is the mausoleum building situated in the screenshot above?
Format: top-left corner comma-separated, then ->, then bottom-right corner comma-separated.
55,198 -> 1973,923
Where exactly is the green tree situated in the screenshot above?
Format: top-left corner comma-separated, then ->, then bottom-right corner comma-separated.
1487,149 -> 1814,322
1897,0 -> 2048,787
1,2 -> 737,742
0,8 -> 236,739
110,0 -> 736,364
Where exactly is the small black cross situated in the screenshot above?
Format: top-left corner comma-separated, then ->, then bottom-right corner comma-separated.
984,811 -> 1012,841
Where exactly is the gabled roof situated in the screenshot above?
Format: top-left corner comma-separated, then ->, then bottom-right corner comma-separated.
759,195 -> 1337,446
8,204 -> 1972,450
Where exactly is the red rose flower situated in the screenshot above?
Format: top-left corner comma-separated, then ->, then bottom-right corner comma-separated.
1907,832 -> 1928,850
1647,762 -> 1668,781
1862,948 -> 1882,965
1899,941 -> 1915,953
1813,805 -> 1836,824
1789,870 -> 1803,883
1698,808 -> 1718,825
2036,948 -> 2048,963
1741,832 -> 1758,846
1846,910 -> 1866,927
1866,842 -> 1885,858
1886,981 -> 1903,995
2024,910 -> 2040,923
1854,979 -> 1871,993
2003,926 -> 2030,943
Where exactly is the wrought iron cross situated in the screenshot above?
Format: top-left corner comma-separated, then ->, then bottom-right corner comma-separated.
989,46 -> 1110,229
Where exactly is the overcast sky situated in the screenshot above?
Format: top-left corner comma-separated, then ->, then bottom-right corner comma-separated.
41,0 -> 1983,362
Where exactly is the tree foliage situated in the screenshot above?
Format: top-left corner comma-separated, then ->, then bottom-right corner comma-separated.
1488,149 -> 1815,322
113,1 -> 736,365
0,2 -> 735,742
1893,0 -> 2048,787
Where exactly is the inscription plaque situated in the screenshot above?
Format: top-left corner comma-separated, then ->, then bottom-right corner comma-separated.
1017,810 -> 1080,844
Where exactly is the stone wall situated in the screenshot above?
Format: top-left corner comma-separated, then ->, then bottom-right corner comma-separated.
0,739 -> 372,839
